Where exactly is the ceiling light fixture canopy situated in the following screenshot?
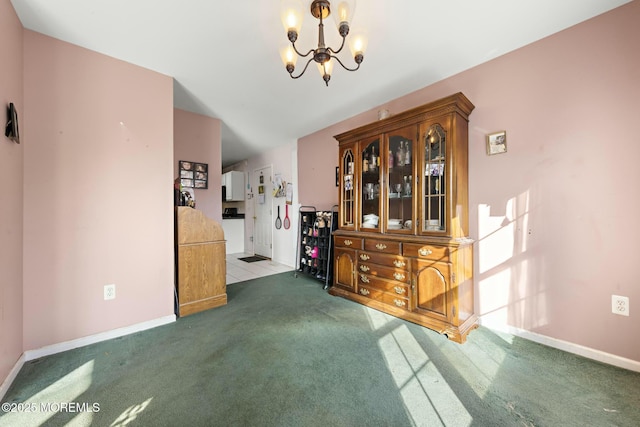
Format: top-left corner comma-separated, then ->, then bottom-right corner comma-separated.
280,0 -> 366,86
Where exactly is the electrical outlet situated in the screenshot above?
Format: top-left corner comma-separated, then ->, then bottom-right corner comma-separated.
104,284 -> 116,301
611,295 -> 629,316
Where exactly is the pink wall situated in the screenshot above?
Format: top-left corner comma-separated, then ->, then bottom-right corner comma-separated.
298,2 -> 640,361
22,31 -> 175,351
0,0 -> 24,385
173,108 -> 222,222
297,128 -> 342,210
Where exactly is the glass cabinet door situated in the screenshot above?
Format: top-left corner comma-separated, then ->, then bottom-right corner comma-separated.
421,123 -> 446,233
386,126 -> 416,233
339,145 -> 356,229
360,137 -> 381,231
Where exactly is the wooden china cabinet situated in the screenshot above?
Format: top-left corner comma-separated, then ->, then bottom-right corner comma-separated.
331,92 -> 477,343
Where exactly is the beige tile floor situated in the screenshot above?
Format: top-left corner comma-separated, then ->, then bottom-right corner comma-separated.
226,253 -> 293,284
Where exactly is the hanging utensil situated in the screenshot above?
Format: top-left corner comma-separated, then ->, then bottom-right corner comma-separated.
275,205 -> 282,229
284,204 -> 291,229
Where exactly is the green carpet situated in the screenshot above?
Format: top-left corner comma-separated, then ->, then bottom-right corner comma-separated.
2,272 -> 639,426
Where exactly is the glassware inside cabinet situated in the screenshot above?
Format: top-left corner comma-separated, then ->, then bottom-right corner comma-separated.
361,138 -> 381,230
423,124 -> 446,232
387,131 -> 414,233
340,148 -> 355,228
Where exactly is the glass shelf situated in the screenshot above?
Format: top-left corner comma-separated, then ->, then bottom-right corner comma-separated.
361,137 -> 381,230
385,128 -> 415,233
422,124 -> 446,233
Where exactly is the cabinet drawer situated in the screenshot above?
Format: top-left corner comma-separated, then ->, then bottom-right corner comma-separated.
364,239 -> 401,254
357,283 -> 410,311
358,262 -> 410,283
357,272 -> 410,296
403,243 -> 448,261
334,236 -> 363,249
357,252 -> 409,270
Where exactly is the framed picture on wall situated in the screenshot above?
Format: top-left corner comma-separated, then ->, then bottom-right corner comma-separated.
179,160 -> 208,188
486,131 -> 507,155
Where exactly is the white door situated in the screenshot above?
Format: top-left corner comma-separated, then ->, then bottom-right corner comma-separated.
254,166 -> 272,258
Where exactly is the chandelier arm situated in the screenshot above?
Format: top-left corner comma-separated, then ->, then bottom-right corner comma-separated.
330,54 -> 361,72
326,36 -> 347,56
291,42 -> 315,58
289,57 -> 316,79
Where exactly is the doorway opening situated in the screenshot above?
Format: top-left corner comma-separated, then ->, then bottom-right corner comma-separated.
253,165 -> 272,259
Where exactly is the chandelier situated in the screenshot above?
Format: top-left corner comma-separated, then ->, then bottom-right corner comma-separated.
280,0 -> 367,86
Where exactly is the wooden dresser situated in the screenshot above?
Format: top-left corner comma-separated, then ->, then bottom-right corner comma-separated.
175,207 -> 227,316
331,93 -> 477,343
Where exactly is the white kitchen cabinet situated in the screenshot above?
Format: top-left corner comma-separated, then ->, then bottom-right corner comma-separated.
222,218 -> 245,254
223,171 -> 245,201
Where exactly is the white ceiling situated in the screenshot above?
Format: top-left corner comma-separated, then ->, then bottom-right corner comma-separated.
11,0 -> 630,167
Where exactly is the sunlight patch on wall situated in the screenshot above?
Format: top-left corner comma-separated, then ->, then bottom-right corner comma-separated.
478,254 -> 550,331
478,192 -> 531,275
477,204 -> 514,274
1,360 -> 95,426
509,259 -> 549,329
379,324 -> 472,426
514,193 -> 531,254
478,192 -> 549,330
478,268 -> 512,325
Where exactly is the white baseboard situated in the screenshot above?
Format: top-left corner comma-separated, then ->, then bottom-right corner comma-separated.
0,354 -> 26,402
5,315 -> 636,402
1,315 -> 175,401
24,315 -> 176,362
480,319 -> 640,373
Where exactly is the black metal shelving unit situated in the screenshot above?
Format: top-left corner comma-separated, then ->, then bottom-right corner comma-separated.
294,205 -> 338,289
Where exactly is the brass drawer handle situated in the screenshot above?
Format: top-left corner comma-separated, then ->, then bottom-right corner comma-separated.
393,273 -> 405,281
359,265 -> 370,272
394,286 -> 406,295
375,243 -> 387,250
360,254 -> 370,261
359,288 -> 370,296
394,299 -> 406,307
393,260 -> 406,268
360,274 -> 370,283
344,239 -> 353,246
419,248 -> 433,256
